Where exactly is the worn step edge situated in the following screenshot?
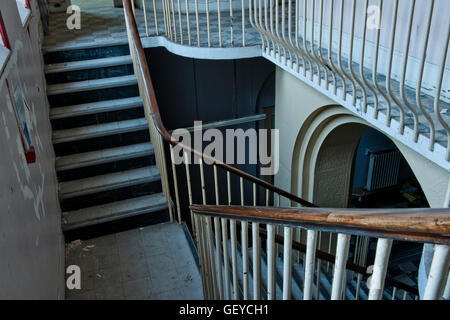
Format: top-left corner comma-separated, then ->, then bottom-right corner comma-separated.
52,118 -> 148,144
56,142 -> 154,172
45,55 -> 133,74
47,75 -> 137,95
62,193 -> 168,231
50,96 -> 143,120
59,166 -> 160,200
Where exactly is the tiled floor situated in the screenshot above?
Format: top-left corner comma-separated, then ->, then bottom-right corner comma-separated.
65,223 -> 203,300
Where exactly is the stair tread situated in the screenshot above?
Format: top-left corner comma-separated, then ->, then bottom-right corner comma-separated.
52,118 -> 148,144
45,55 -> 132,74
59,166 -> 160,199
62,193 -> 168,230
47,75 -> 137,95
50,96 -> 143,120
56,142 -> 154,171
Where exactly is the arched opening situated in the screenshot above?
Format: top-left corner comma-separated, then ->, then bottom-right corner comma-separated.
291,107 -> 434,297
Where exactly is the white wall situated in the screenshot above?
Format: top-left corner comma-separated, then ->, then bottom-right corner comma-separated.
0,1 -> 64,299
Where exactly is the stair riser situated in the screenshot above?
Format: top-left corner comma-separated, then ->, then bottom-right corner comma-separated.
46,64 -> 134,85
50,107 -> 145,130
48,85 -> 139,108
63,207 -> 171,243
53,130 -> 150,157
57,155 -> 156,182
60,181 -> 163,212
44,44 -> 130,64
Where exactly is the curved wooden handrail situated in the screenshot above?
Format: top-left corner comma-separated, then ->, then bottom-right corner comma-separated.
122,0 -> 316,208
190,205 -> 450,244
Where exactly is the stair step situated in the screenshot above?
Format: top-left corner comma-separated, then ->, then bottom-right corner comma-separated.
62,193 -> 168,231
59,166 -> 160,200
50,96 -> 143,120
47,75 -> 137,95
56,142 -> 154,172
52,118 -> 148,144
45,55 -> 133,74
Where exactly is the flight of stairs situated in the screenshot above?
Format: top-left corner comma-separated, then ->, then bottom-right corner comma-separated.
44,43 -> 171,242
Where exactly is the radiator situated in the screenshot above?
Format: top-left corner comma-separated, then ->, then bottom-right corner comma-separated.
365,150 -> 401,191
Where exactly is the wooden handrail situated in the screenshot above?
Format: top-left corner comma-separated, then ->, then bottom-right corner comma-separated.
122,0 -> 316,208
190,205 -> 450,244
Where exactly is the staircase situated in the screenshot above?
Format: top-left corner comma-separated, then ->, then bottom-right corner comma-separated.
44,43 -> 171,242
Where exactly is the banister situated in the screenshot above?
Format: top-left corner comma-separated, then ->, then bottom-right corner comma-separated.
122,0 -> 316,208
190,205 -> 450,245
122,1 -> 450,300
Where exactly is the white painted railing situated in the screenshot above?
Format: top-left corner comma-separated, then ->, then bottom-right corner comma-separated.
135,0 -> 450,169
191,205 -> 450,300
250,0 -> 449,168
123,0 -> 450,300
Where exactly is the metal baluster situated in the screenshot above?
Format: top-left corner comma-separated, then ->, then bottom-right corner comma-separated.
213,165 -> 224,299
359,0 -> 378,113
252,183 -> 261,299
240,178 -> 249,299
195,0 -> 200,46
434,27 -> 450,160
416,0 -> 436,150
186,0 -> 191,45
177,0 -> 183,44
304,229 -> 318,300
218,0 -> 222,46
398,0 -> 419,139
267,223 -> 276,299
423,245 -> 450,300
283,226 -> 293,300
315,231 -> 322,300
222,218 -> 231,299
206,0 -> 211,47
371,0 -> 391,120
368,238 -> 393,300
169,145 -> 182,224
152,0 -> 159,35
386,0 -> 404,129
142,0 -> 149,36
242,0 -> 245,46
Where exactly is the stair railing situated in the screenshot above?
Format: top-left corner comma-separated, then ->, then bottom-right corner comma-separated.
123,0 -> 450,300
191,204 -> 450,300
247,0 -> 450,166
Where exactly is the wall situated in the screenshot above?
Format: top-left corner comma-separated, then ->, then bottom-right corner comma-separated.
0,1 -> 64,299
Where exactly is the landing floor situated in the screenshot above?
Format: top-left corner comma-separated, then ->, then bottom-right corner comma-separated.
65,223 -> 203,300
